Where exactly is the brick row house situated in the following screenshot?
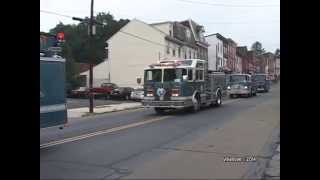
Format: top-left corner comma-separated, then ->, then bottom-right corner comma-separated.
226,38 -> 237,72
275,55 -> 280,79
206,32 -> 278,77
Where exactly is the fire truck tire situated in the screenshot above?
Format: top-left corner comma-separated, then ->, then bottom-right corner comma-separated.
191,94 -> 200,112
215,92 -> 222,107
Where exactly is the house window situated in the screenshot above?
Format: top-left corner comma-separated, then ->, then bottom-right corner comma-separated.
167,46 -> 170,54
172,49 -> 176,57
184,52 -> 187,59
189,50 -> 192,58
169,30 -> 172,37
178,48 -> 181,57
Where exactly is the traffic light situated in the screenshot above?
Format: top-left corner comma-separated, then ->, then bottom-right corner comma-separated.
57,32 -> 65,42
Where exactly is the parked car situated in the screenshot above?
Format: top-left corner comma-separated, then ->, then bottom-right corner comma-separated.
227,74 -> 257,98
252,73 -> 270,93
70,87 -> 89,98
110,87 -> 134,100
92,83 -> 118,99
130,88 -> 144,101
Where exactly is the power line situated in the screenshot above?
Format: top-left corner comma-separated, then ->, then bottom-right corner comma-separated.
176,0 -> 280,7
40,10 -> 73,19
119,30 -> 170,48
41,9 -> 279,25
40,10 -> 277,51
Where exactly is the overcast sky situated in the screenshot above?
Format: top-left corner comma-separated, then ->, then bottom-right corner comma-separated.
40,0 -> 280,52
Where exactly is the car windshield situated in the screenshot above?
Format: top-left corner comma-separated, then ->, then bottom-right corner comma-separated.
254,75 -> 266,81
145,69 -> 162,82
163,68 -> 187,82
230,75 -> 247,83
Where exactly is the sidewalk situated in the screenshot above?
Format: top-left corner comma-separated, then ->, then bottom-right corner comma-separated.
263,140 -> 280,179
67,102 -> 142,118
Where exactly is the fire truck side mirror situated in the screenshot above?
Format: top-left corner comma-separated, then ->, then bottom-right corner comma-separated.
137,77 -> 142,84
182,75 -> 188,81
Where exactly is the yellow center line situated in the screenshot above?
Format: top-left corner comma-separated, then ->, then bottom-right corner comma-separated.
40,115 -> 172,149
41,97 -> 249,149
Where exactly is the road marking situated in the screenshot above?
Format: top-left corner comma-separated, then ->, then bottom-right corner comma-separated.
42,97 -> 249,149
40,115 -> 172,149
223,98 -> 241,104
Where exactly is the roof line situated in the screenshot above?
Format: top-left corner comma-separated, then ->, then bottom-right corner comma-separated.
149,21 -> 173,25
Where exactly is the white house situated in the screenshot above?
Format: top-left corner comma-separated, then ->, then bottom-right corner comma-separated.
81,18 -> 208,88
205,33 -> 225,71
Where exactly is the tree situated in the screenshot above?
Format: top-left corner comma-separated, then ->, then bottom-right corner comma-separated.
48,13 -> 129,89
251,41 -> 266,55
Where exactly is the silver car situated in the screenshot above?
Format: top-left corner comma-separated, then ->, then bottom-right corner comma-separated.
130,88 -> 144,101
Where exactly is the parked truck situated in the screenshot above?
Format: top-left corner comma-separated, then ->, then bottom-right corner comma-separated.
40,32 -> 67,129
141,59 -> 227,114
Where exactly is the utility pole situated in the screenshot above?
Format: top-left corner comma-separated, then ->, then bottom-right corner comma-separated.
72,0 -> 106,113
89,0 -> 94,113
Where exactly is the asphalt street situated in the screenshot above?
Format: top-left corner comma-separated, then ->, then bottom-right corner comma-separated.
41,83 -> 280,179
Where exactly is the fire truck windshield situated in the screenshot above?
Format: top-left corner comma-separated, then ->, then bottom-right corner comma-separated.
163,68 -> 187,82
145,68 -> 187,83
145,69 -> 162,82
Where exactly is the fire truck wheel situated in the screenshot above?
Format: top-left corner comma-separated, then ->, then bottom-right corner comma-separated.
215,92 -> 222,107
191,95 -> 200,112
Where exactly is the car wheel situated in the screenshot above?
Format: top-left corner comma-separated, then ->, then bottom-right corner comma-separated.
125,94 -> 130,100
105,94 -> 110,100
229,94 -> 234,99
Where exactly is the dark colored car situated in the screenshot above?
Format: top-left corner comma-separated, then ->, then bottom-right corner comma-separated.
227,74 -> 257,98
110,87 -> 134,100
252,74 -> 270,93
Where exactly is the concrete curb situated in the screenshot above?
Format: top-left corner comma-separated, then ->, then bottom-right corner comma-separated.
82,106 -> 144,117
68,103 -> 143,118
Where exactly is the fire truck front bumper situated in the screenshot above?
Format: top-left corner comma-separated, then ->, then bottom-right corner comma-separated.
228,89 -> 250,95
142,97 -> 193,108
